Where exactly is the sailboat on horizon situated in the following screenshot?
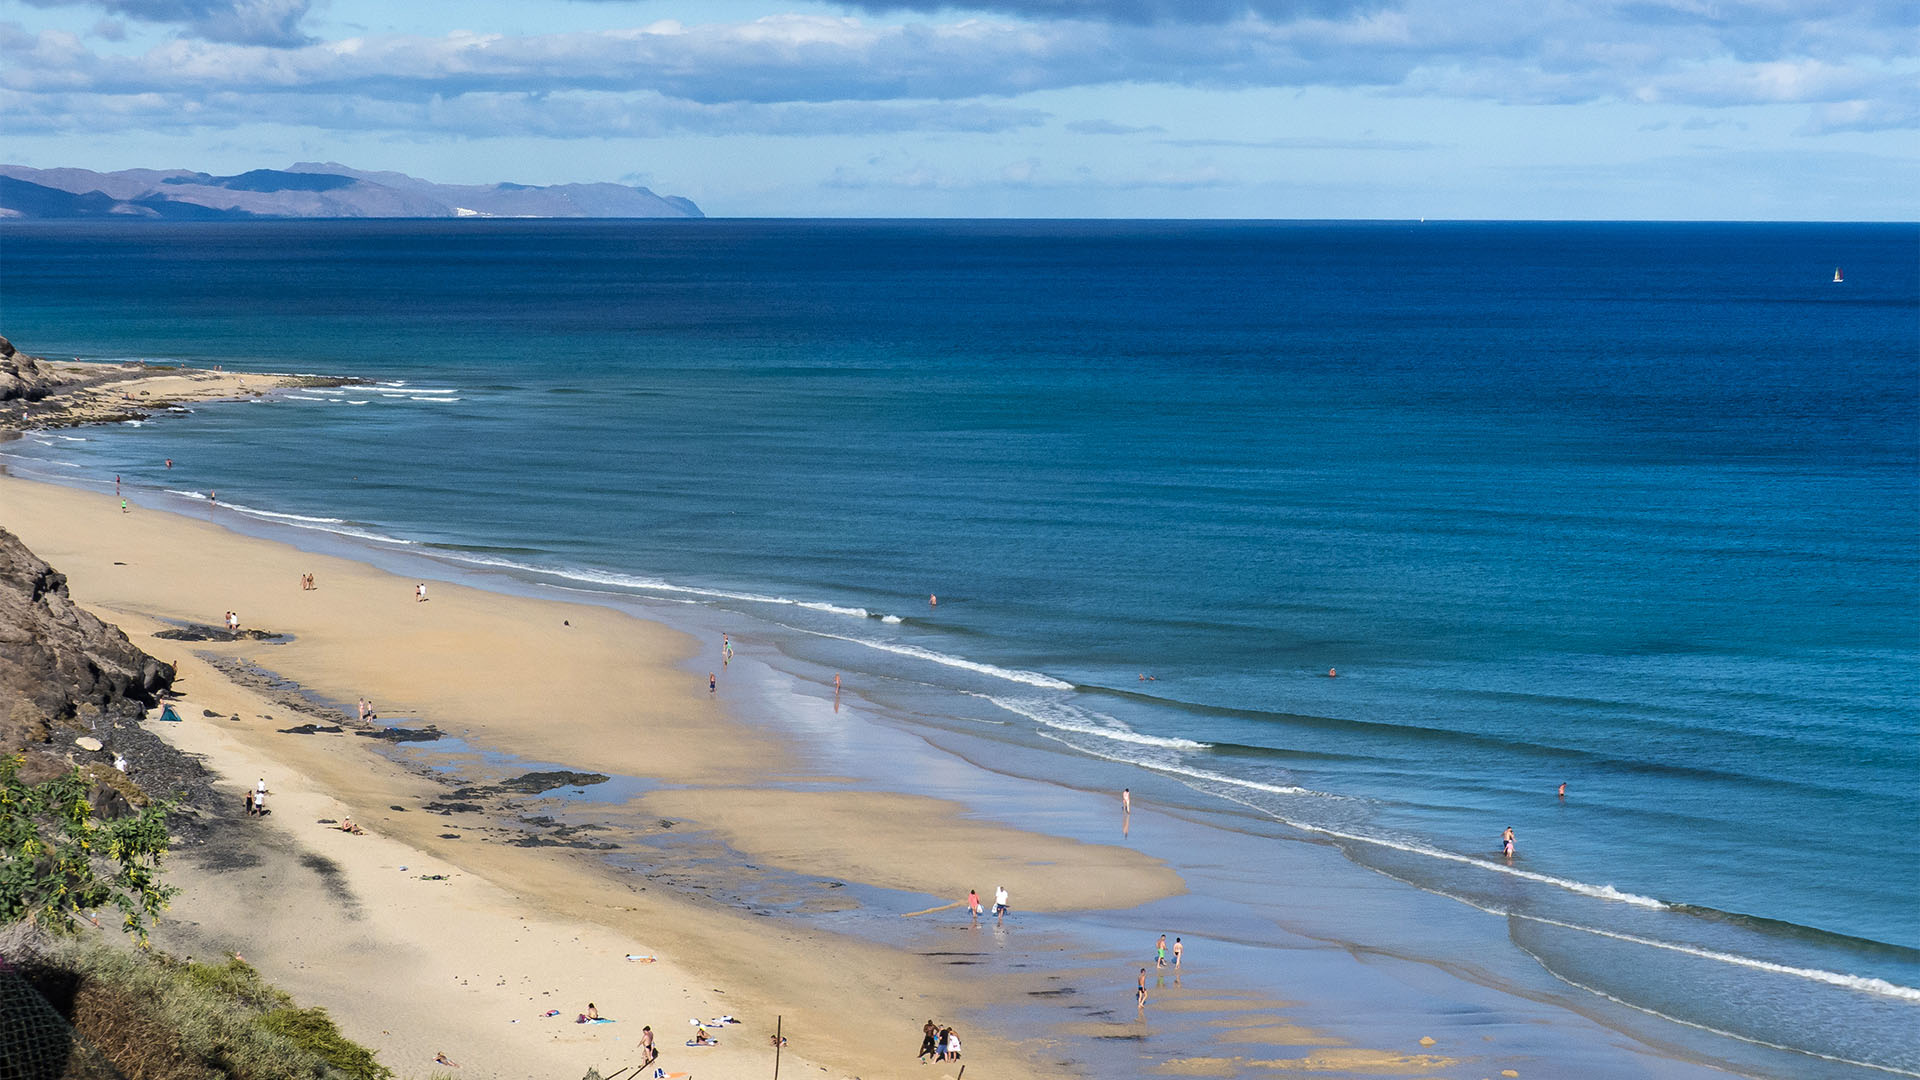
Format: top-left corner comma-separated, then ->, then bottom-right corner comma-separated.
1833,266 -> 1844,283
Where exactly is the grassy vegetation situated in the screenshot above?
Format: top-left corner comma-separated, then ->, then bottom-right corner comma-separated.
17,936 -> 394,1080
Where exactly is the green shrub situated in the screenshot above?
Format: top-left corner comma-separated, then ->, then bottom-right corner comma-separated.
20,937 -> 393,1080
261,1006 -> 392,1080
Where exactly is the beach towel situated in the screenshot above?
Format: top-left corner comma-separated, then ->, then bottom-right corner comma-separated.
684,1039 -> 719,1047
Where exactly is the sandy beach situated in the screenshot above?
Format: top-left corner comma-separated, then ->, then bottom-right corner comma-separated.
1,470 -> 1188,1080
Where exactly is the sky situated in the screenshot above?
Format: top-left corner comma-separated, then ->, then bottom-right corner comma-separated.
1,0 -> 1915,218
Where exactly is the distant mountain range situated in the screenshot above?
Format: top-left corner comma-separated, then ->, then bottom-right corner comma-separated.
0,163 -> 702,220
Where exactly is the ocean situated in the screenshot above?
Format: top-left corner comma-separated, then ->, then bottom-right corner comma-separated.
3,219 -> 1916,1077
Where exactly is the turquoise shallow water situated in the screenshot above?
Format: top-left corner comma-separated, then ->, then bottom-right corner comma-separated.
2,219 -> 1916,1075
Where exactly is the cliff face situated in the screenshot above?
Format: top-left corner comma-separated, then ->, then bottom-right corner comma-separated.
0,335 -> 59,404
0,528 -> 175,786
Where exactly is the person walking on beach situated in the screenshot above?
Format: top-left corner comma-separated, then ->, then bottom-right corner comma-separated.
1173,937 -> 1183,968
1136,968 -> 1149,1011
994,884 -> 1009,925
709,671 -> 717,694
968,888 -> 982,922
415,582 -> 428,602
1156,934 -> 1168,969
1122,788 -> 1131,815
1502,825 -> 1515,857
640,1025 -> 656,1066
918,1019 -> 939,1062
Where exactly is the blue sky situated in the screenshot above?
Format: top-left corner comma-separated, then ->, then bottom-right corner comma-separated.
1,0 -> 1914,217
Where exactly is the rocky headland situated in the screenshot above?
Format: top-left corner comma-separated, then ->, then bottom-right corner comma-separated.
2,334 -> 355,432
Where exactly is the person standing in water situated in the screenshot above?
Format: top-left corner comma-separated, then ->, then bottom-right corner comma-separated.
1502,825 -> 1515,857
1122,788 -> 1132,815
1558,782 -> 1567,799
1172,937 -> 1183,968
1155,934 -> 1167,969
709,671 -> 716,694
1136,968 -> 1149,1011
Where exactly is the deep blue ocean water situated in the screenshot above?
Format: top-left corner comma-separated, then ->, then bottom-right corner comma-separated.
3,219 -> 1916,1075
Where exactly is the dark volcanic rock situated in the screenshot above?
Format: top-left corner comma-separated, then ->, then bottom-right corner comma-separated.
356,726 -> 442,743
0,527 -> 175,783
277,723 -> 343,735
0,335 -> 59,403
496,770 -> 610,794
154,624 -> 284,642
0,530 -> 224,834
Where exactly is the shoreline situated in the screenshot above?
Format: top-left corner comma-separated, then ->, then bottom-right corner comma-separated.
0,468 -> 1197,1080
4,349 -> 1880,1080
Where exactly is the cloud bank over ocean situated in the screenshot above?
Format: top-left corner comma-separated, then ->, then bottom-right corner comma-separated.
1,0 -> 1913,216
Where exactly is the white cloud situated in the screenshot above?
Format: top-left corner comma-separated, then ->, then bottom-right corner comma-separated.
0,1 -> 1912,142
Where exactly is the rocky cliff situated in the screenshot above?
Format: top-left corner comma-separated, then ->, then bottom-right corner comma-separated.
0,335 -> 59,405
0,528 -> 175,790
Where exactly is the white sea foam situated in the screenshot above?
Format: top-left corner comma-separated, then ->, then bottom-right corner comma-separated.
347,400 -> 371,405
0,452 -> 81,468
803,631 -> 1074,689
1554,973 -> 1920,1076
227,508 -> 416,545
161,492 -> 415,545
285,394 -> 333,402
417,553 -> 886,628
120,419 -> 144,426
1259,811 -> 1670,910
881,614 -> 903,624
306,388 -> 346,395
409,396 -> 461,403
224,506 -> 350,525
988,696 -> 1211,749
796,600 -> 870,618
1043,733 -> 1320,796
1515,912 -> 1920,1003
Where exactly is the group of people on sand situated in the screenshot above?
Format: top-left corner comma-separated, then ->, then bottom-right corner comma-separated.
223,610 -> 241,632
965,885 -> 1010,925
299,572 -> 317,590
917,1019 -> 963,1063
243,777 -> 268,816
357,698 -> 378,723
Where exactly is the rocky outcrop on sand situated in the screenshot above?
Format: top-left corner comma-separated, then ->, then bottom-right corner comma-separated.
0,334 -> 59,404
0,527 -> 175,792
0,333 -> 355,431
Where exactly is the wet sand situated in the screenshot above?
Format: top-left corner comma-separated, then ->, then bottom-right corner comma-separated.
2,472 -> 1183,1079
